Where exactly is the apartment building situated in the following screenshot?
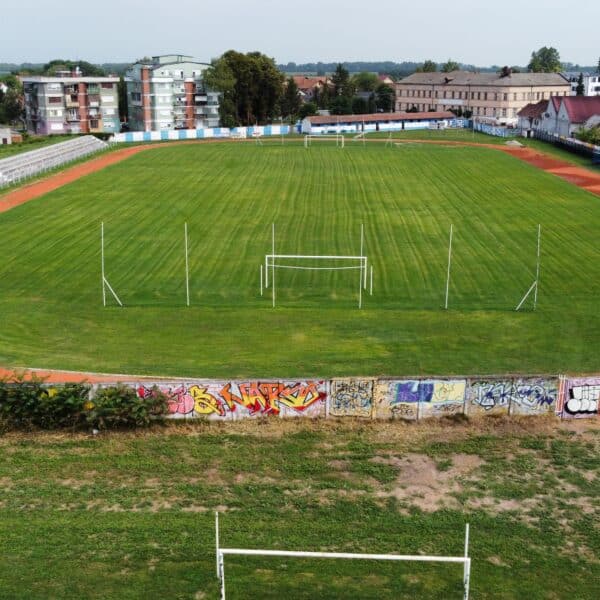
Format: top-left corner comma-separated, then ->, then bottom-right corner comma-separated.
562,72 -> 600,96
125,55 -> 219,131
22,70 -> 120,135
395,71 -> 570,125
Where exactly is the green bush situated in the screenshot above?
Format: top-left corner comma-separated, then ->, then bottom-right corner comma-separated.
85,384 -> 168,430
0,377 -> 168,431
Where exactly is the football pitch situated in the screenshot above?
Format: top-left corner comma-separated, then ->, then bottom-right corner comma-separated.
0,140 -> 599,377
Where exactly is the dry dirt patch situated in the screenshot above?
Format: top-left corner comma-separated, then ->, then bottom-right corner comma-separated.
372,453 -> 484,512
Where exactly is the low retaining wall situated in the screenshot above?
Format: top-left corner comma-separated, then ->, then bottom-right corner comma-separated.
111,125 -> 291,143
84,375 -> 598,422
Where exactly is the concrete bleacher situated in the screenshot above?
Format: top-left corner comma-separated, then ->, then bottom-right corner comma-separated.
0,135 -> 108,188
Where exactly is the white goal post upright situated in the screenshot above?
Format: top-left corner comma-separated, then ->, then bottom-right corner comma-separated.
100,222 -> 123,307
184,222 -> 190,307
215,512 -> 472,600
445,224 -> 453,310
515,224 -> 541,311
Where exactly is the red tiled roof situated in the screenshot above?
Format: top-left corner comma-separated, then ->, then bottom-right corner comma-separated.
518,100 -> 548,119
307,111 -> 456,125
561,96 -> 600,123
292,76 -> 329,91
549,96 -> 562,113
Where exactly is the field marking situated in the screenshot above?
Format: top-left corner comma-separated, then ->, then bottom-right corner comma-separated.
1,138 -> 598,217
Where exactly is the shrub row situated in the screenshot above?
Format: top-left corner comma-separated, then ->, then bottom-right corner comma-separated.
0,377 -> 169,431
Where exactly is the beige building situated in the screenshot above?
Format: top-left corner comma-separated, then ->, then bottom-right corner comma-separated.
395,71 -> 570,125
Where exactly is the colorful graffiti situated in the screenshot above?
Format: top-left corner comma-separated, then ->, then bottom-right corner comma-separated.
330,380 -> 374,417
375,380 -> 465,420
557,377 -> 600,419
467,379 -> 557,415
136,381 -> 327,419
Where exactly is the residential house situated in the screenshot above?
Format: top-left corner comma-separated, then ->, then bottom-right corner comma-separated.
517,100 -> 548,137
22,70 -> 120,134
555,96 -> 600,136
292,76 -> 330,103
395,71 -> 570,125
125,55 -> 219,132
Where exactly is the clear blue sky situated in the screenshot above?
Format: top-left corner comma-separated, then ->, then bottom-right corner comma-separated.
2,0 -> 598,66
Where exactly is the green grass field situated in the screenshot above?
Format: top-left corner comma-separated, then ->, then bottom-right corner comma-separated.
0,140 -> 599,377
0,419 -> 598,599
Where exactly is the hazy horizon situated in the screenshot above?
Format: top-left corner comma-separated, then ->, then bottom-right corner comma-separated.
2,0 -> 598,67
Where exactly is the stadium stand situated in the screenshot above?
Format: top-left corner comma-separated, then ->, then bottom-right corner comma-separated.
0,136 -> 108,188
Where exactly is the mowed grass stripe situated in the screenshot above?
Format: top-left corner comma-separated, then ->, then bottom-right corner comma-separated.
0,141 -> 599,375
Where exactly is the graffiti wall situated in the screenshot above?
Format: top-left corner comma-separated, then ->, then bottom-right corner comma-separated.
557,376 -> 600,419
135,380 -> 327,420
88,374 -> 597,422
329,380 -> 375,417
466,378 -> 557,416
375,379 -> 466,420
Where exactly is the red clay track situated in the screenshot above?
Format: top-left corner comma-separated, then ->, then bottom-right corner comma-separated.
0,367 -> 166,384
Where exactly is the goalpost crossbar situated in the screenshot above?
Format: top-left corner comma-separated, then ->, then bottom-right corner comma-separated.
215,513 -> 471,600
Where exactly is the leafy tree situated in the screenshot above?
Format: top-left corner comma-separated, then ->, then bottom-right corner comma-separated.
352,96 -> 369,114
331,64 -> 354,98
367,93 -> 377,113
375,83 -> 395,112
298,102 -> 318,120
527,47 -> 561,73
417,60 -> 437,73
329,95 -> 353,115
575,125 -> 600,145
575,72 -> 585,96
42,59 -> 106,77
117,77 -> 128,123
597,57 -> 600,74
351,71 -> 378,92
203,51 -> 283,126
315,83 -> 331,110
280,77 -> 301,120
0,88 -> 24,124
441,60 -> 459,73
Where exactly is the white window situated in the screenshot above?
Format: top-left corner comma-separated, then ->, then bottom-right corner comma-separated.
50,123 -> 63,131
102,95 -> 114,103
104,108 -> 115,116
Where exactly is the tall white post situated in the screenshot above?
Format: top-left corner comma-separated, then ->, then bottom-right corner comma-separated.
360,224 -> 367,289
463,523 -> 470,600
101,222 -> 106,307
215,511 -> 220,578
184,222 -> 190,307
359,262 -> 363,309
445,224 -> 453,310
370,265 -> 373,296
272,223 -> 276,308
260,265 -> 263,296
534,224 -> 541,310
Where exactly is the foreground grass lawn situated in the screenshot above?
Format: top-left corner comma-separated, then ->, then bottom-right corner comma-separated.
0,418 -> 598,598
0,141 -> 599,377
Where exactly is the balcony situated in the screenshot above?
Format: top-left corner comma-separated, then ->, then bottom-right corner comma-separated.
66,98 -> 79,108
195,95 -> 207,102
88,94 -> 100,107
66,112 -> 80,122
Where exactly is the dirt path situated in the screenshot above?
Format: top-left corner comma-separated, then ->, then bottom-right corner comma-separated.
0,366 -> 169,383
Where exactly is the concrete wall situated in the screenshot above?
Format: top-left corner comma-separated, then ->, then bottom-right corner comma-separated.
86,374 -> 599,422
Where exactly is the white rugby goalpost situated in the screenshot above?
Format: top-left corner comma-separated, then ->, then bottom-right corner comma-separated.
262,223 -> 371,308
215,512 -> 472,600
100,222 -> 191,307
515,224 -> 541,311
304,134 -> 345,148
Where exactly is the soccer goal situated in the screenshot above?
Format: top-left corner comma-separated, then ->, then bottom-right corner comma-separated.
304,134 -> 345,148
215,512 -> 472,600
261,224 -> 371,308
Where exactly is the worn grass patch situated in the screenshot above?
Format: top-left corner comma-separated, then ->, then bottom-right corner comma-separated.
0,418 -> 598,598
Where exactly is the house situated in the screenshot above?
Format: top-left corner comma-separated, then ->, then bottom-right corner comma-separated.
292,76 -> 331,103
395,71 -> 570,125
0,127 -> 12,144
378,75 -> 394,86
517,100 -> 548,137
555,96 -> 600,137
22,70 -> 120,135
125,55 -> 219,132
301,111 -> 456,135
